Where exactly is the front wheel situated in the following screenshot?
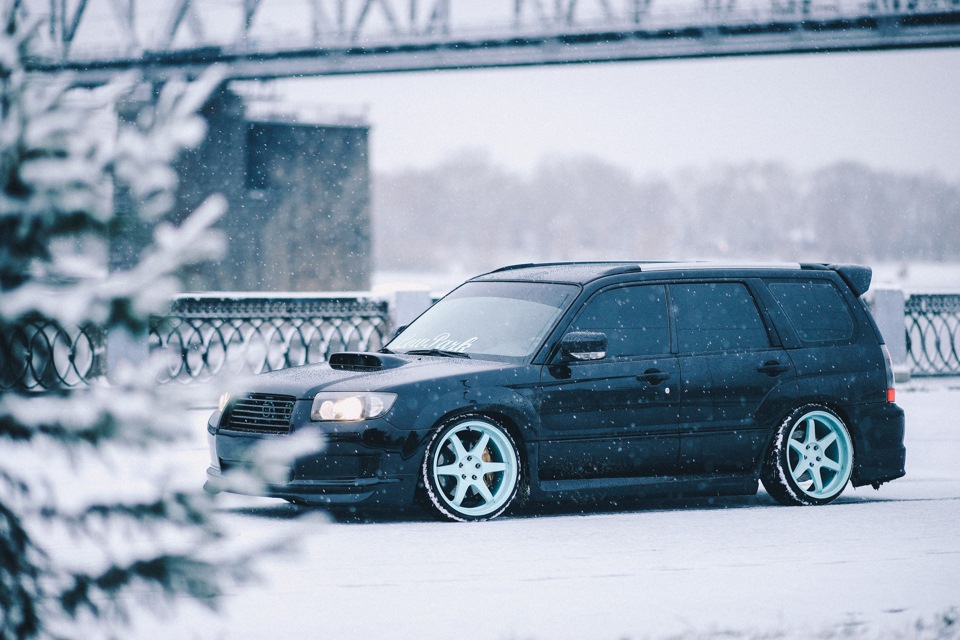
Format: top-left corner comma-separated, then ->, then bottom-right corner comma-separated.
421,415 -> 521,522
761,405 -> 854,506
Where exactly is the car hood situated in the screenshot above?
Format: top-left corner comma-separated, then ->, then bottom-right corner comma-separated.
232,352 -> 530,399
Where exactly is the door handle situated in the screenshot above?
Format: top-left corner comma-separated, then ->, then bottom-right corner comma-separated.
757,360 -> 789,376
638,369 -> 670,385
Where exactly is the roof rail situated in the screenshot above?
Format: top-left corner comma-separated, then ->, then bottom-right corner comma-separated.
638,261 -> 801,271
483,263 -> 541,274
480,261 -> 638,277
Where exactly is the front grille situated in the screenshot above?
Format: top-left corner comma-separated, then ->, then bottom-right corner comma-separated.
222,393 -> 296,434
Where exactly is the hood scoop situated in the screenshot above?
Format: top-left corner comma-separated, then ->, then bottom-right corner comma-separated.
328,352 -> 406,371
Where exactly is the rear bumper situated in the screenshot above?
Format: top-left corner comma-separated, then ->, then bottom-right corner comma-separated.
849,401 -> 906,488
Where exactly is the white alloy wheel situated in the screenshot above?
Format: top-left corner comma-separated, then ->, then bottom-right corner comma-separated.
422,416 -> 521,522
762,405 -> 854,506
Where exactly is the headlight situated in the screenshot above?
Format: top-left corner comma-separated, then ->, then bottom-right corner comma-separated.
310,392 -> 397,422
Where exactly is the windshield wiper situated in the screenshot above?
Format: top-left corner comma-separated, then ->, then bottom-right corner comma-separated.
405,349 -> 471,359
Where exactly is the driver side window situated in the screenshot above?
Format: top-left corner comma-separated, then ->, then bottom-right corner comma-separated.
570,285 -> 670,358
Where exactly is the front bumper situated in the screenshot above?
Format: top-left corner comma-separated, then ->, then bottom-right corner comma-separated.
204,463 -> 417,507
205,408 -> 428,509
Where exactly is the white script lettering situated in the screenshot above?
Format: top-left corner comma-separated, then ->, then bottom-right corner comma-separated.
394,332 -> 479,353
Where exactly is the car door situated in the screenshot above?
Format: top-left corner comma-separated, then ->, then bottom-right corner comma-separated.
537,284 -> 681,481
670,280 -> 799,476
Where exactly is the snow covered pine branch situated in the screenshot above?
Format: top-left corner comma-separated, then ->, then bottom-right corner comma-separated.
0,27 -> 311,640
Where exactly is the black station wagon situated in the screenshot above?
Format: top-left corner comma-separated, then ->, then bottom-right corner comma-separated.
205,262 -> 906,521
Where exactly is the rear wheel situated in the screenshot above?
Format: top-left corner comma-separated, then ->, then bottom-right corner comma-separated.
761,405 -> 854,506
422,415 -> 521,522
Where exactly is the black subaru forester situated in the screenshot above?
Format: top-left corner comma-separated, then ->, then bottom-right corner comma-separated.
205,262 -> 906,521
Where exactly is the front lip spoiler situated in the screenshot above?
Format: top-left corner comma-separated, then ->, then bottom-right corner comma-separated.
204,466 -> 404,504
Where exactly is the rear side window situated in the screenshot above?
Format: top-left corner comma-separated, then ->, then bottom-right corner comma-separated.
670,282 -> 771,353
571,285 -> 670,357
767,280 -> 855,343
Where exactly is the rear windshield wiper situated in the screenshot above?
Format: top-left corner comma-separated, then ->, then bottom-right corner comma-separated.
405,349 -> 471,359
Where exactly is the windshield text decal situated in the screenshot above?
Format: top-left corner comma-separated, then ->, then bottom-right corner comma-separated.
394,332 -> 478,352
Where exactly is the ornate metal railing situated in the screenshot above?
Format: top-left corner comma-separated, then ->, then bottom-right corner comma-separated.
905,294 -> 960,377
0,321 -> 106,391
6,290 -> 958,388
1,294 -> 392,390
150,294 -> 391,384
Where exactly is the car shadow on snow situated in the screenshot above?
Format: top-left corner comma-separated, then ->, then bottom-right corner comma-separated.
514,488 -> 900,519
222,501 -> 313,520
221,489 -> 889,524
223,499 -> 433,523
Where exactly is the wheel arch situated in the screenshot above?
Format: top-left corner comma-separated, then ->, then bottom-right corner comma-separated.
419,409 -> 527,521
759,400 -> 857,505
426,407 -> 531,467
754,398 -> 858,477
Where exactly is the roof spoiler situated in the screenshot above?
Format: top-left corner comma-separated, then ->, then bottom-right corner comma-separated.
828,264 -> 872,297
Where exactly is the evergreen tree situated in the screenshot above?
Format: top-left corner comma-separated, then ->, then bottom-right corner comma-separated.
0,27 -> 313,640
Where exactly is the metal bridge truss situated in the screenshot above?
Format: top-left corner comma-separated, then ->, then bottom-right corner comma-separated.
11,0 -> 960,81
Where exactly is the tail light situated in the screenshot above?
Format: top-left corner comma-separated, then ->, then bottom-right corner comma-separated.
881,344 -> 896,403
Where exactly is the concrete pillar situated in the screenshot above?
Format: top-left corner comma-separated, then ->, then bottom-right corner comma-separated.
871,288 -> 910,382
106,327 -> 150,383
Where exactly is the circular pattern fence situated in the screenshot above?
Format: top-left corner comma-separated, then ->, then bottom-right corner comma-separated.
2,296 -> 392,389
151,313 -> 389,384
905,294 -> 960,376
0,322 -> 105,390
6,293 -> 958,387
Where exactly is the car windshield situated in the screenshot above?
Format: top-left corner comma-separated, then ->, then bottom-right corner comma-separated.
386,280 -> 580,362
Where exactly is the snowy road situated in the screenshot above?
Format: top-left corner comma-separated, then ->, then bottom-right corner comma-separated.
146,378 -> 960,639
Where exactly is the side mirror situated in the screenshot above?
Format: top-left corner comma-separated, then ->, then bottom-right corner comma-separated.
559,331 -> 607,361
392,325 -> 408,339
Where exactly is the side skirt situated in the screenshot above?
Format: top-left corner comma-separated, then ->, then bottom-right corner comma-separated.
534,474 -> 759,501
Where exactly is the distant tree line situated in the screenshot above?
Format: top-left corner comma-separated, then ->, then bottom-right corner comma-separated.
372,152 -> 960,274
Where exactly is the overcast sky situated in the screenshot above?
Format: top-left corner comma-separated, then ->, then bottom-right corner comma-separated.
274,47 -> 960,180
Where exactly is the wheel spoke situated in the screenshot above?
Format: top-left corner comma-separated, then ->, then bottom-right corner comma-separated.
821,457 -> 841,472
818,431 -> 837,451
790,462 -> 808,482
482,461 -> 507,474
787,439 -> 805,455
446,432 -> 468,460
450,478 -> 469,506
804,418 -> 818,444
472,433 -> 490,456
474,480 -> 494,504
810,466 -> 824,492
435,464 -> 460,477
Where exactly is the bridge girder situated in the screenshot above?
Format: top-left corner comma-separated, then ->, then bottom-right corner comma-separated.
9,0 -> 960,80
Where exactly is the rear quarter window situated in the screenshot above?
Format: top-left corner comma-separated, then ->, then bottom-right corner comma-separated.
767,280 -> 855,343
669,282 -> 771,353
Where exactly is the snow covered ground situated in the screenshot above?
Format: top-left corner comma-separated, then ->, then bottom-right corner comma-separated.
140,377 -> 960,639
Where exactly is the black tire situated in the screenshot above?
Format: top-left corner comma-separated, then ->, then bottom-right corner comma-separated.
761,404 -> 855,506
421,414 -> 522,522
